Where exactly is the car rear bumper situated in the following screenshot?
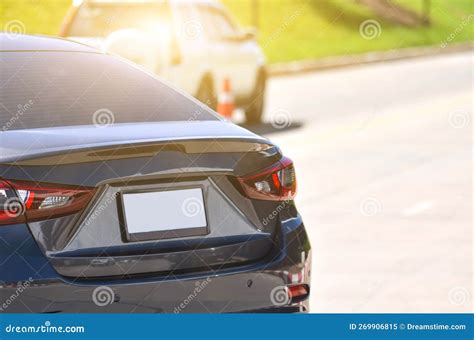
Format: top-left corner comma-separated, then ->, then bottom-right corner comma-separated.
0,216 -> 311,313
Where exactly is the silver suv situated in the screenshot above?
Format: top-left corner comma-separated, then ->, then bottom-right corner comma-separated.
61,0 -> 267,123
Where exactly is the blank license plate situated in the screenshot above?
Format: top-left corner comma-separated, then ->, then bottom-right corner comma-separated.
121,187 -> 208,241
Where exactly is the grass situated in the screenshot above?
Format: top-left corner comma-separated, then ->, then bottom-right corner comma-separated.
222,0 -> 473,62
1,0 -> 472,63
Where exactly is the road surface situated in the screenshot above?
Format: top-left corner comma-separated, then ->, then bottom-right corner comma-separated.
258,51 -> 472,313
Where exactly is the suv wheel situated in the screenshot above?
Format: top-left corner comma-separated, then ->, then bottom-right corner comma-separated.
245,70 -> 266,125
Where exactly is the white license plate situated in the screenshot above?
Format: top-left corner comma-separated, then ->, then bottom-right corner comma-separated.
121,187 -> 208,241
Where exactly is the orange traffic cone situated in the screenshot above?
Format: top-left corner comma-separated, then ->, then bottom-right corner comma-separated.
217,78 -> 234,119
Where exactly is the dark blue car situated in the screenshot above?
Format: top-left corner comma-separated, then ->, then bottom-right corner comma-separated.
0,34 -> 311,313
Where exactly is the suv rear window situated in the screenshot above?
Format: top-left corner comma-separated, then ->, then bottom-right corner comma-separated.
0,52 -> 218,131
67,2 -> 170,37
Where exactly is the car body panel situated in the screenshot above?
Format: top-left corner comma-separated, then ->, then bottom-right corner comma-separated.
0,215 -> 310,313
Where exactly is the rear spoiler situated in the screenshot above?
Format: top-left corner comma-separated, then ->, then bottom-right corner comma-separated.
0,121 -> 274,165
6,139 -> 274,166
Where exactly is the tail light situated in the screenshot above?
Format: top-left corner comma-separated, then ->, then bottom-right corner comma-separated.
0,179 -> 95,226
288,284 -> 309,302
0,180 -> 25,225
237,157 -> 297,201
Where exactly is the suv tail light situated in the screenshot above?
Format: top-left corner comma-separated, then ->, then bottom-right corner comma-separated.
237,157 -> 297,201
0,179 -> 95,226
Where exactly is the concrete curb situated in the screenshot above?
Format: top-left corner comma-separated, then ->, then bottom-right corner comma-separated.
267,42 -> 473,77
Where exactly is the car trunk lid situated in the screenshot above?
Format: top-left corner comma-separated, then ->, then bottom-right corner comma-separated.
0,121 -> 282,279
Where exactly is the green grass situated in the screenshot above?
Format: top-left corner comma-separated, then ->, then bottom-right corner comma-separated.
1,0 -> 70,36
222,0 -> 473,62
1,0 -> 472,63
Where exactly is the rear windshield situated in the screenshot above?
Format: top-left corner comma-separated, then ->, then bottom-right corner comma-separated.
0,52 -> 217,131
68,2 -> 170,37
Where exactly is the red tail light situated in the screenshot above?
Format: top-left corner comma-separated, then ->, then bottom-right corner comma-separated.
0,179 -> 95,226
237,157 -> 297,201
0,180 -> 25,225
288,284 -> 309,301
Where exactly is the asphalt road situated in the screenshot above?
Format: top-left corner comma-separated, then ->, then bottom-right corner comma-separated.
258,51 -> 473,313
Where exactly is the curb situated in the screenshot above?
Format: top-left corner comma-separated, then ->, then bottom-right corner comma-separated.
267,42 -> 473,77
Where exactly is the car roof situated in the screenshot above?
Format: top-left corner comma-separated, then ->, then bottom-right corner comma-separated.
0,33 -> 103,53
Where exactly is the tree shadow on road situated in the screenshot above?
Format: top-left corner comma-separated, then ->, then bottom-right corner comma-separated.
308,0 -> 375,30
